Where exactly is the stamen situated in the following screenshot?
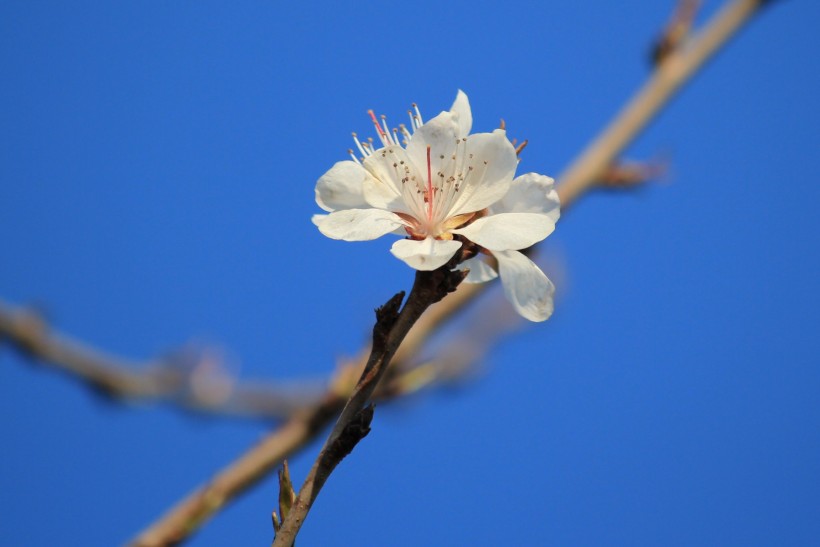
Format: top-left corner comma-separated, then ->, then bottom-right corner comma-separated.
352,133 -> 368,158
413,103 -> 424,127
380,115 -> 393,145
399,123 -> 412,142
348,148 -> 361,164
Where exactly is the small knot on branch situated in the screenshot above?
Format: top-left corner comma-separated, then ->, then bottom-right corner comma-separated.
324,403 -> 374,464
413,265 -> 468,308
372,291 -> 406,351
650,0 -> 701,66
599,157 -> 668,191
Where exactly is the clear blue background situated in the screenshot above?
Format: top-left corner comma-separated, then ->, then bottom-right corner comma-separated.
2,1 -> 819,545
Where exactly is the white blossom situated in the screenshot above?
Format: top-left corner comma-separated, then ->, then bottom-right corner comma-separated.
313,91 -> 560,321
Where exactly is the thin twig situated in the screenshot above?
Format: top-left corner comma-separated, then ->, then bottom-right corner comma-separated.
273,263 -> 469,546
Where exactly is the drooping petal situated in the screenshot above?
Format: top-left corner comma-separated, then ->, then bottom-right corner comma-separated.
315,161 -> 374,212
318,209 -> 405,241
494,173 -> 560,224
459,255 -> 498,284
450,90 -> 472,137
390,237 -> 462,271
494,250 -> 555,322
452,212 -> 554,251
448,130 -> 518,216
406,110 -> 460,174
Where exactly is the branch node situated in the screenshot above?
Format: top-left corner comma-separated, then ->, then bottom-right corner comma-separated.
598,157 -> 668,190
372,291 -> 405,351
650,0 -> 701,66
325,403 -> 374,464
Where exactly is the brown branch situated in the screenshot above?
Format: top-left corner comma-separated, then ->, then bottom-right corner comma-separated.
129,395 -> 345,547
0,300 -> 323,420
557,0 -> 767,208
651,0 -> 702,65
272,262 -> 469,546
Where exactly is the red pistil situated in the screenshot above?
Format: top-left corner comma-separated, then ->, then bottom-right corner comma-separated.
368,109 -> 387,140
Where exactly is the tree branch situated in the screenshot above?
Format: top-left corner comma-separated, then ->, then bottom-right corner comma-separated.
129,394 -> 344,547
272,263 -> 469,546
0,300 -> 324,420
557,0 -> 767,207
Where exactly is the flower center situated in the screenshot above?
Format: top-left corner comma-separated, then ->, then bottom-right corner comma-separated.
351,102 -> 492,240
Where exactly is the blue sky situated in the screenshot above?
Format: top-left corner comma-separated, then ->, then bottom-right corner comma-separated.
2,1 -> 819,545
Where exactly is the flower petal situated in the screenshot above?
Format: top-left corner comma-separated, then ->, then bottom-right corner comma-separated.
448,130 -> 518,216
406,110 -> 460,173
451,212 -> 554,251
318,209 -> 405,241
361,145 -> 415,214
494,173 -> 560,224
495,250 -> 555,322
390,237 -> 462,271
459,255 -> 498,284
315,161 -> 373,212
450,90 -> 472,137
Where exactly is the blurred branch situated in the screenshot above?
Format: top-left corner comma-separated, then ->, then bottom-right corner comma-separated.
651,0 -> 702,65
126,360 -> 447,547
557,0 -> 767,207
0,300 -> 322,420
129,393 -> 345,547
